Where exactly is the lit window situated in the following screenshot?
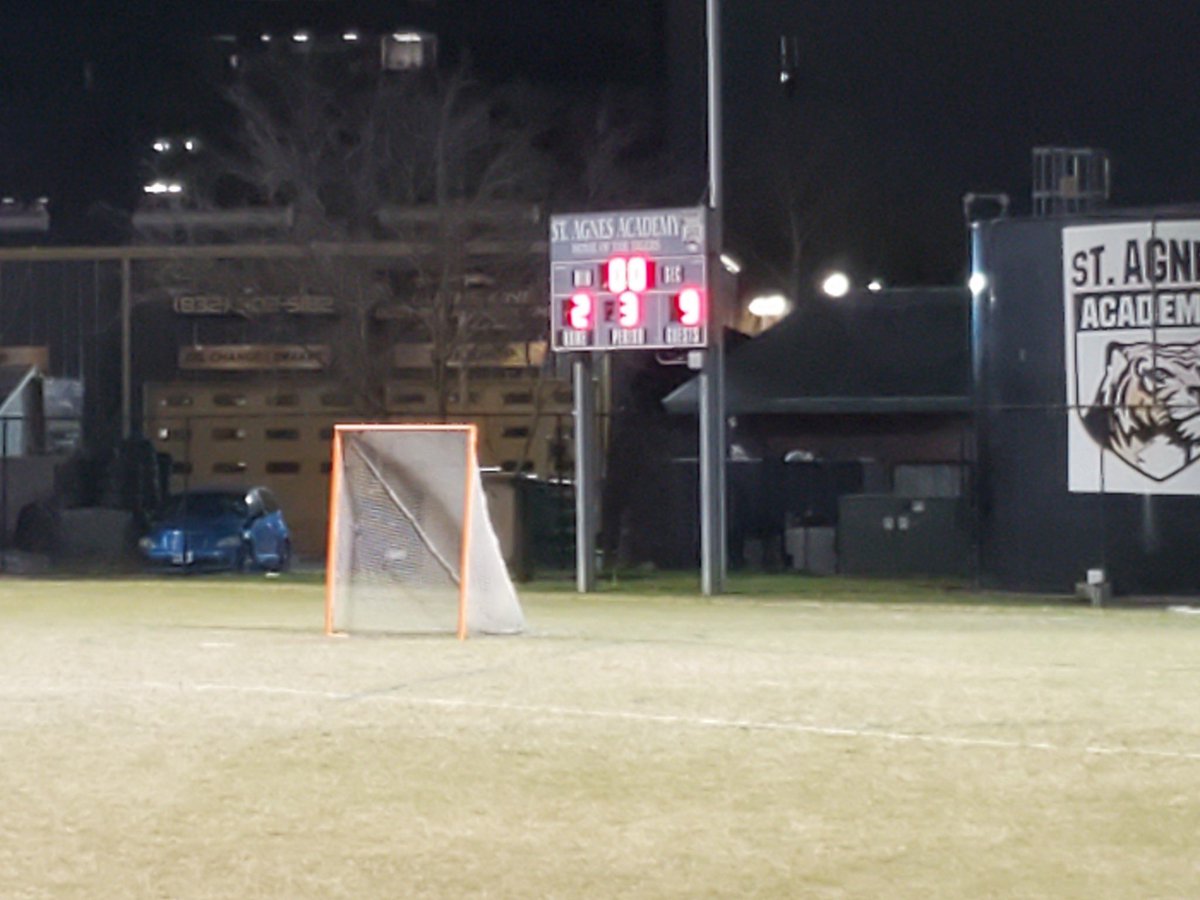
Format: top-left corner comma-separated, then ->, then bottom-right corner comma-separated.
381,32 -> 436,70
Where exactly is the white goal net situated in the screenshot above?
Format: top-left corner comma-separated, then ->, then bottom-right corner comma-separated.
325,424 -> 525,637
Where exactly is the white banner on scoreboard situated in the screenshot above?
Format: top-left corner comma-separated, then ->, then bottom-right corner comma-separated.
1064,221 -> 1200,493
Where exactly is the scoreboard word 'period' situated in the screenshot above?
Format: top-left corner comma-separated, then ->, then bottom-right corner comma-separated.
549,207 -> 709,352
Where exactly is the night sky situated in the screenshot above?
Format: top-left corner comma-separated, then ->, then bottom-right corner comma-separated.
4,1 -> 1200,284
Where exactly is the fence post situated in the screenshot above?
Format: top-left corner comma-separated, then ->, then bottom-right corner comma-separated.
120,256 -> 132,440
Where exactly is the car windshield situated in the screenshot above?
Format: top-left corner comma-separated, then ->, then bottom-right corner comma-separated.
160,492 -> 248,520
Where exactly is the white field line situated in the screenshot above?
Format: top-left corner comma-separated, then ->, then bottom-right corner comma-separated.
35,679 -> 1195,763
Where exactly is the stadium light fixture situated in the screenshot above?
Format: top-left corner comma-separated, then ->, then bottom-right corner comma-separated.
821,271 -> 851,298
748,293 -> 790,318
143,180 -> 184,195
867,279 -> 884,292
968,272 -> 988,295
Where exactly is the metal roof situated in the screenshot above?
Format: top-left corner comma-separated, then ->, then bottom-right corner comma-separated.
663,287 -> 971,415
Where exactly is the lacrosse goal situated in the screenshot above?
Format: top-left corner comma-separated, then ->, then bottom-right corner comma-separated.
324,424 -> 525,638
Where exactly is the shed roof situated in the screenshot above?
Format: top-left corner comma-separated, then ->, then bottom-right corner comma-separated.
663,287 -> 971,415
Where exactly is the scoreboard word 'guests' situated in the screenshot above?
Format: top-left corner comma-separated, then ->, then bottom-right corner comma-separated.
549,207 -> 709,352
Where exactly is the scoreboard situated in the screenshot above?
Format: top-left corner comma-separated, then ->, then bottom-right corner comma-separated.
549,206 -> 709,352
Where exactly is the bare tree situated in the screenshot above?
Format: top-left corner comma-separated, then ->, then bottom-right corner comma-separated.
138,56 -> 551,419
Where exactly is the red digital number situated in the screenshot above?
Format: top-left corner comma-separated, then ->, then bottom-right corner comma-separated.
565,291 -> 595,330
605,257 -> 627,293
627,256 -> 651,293
604,255 -> 654,294
616,291 -> 642,328
674,287 -> 705,327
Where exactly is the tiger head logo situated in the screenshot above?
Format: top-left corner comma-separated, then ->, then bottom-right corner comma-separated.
1081,340 -> 1200,481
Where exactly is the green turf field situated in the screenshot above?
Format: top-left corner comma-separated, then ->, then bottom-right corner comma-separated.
1,575 -> 1198,898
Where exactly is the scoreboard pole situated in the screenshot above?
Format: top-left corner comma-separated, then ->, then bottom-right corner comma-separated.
572,353 -> 598,592
699,0 -> 728,595
698,332 -> 726,596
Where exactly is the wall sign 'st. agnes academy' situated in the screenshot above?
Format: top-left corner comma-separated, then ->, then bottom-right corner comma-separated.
548,207 -> 709,352
1064,221 -> 1200,493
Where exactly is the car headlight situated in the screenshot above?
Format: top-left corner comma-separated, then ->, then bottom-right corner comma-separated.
216,535 -> 243,549
138,537 -> 154,551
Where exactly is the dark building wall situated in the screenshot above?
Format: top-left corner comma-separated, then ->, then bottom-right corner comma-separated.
975,213 -> 1200,594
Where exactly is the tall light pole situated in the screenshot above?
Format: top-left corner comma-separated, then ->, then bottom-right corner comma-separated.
699,0 -> 727,595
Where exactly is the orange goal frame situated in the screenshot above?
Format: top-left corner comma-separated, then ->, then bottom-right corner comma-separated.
324,423 -> 479,640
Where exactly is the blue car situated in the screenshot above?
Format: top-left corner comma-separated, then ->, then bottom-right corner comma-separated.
139,486 -> 292,572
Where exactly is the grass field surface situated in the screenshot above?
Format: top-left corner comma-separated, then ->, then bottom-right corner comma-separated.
1,574 -> 1198,898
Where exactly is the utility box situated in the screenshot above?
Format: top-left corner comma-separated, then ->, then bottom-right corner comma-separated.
785,526 -> 837,574
838,495 -> 971,577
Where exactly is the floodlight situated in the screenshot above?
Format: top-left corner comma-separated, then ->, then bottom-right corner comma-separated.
821,271 -> 850,298
748,293 -> 790,318
143,180 -> 184,195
